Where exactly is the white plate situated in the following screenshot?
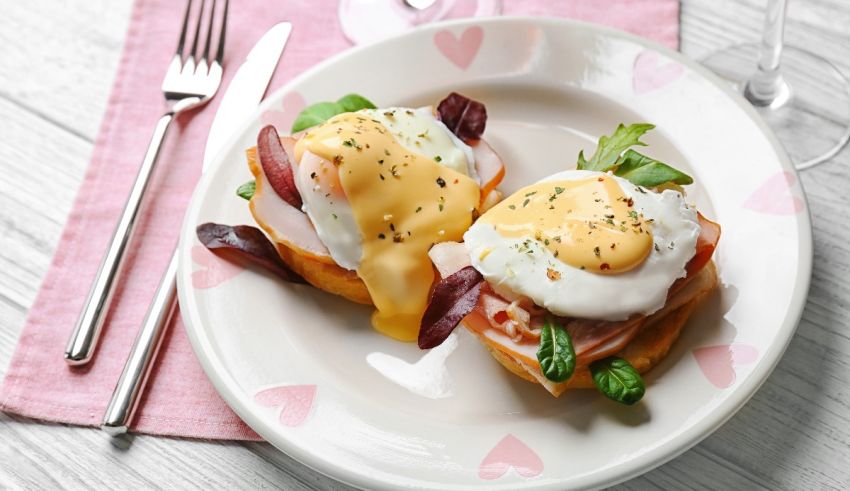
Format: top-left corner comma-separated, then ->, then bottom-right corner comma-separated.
177,17 -> 812,490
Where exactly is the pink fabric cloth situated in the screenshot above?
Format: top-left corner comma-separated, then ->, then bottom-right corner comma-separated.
0,0 -> 679,440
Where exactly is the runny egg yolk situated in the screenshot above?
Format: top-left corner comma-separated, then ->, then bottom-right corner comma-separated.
479,176 -> 654,274
294,112 -> 480,341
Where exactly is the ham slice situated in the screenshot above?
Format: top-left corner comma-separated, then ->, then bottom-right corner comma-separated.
429,241 -> 471,278
248,137 -> 331,261
471,139 -> 504,204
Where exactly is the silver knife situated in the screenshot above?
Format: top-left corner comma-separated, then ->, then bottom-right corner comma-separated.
101,22 -> 292,436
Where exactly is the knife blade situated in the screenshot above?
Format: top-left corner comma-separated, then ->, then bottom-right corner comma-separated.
203,21 -> 292,169
101,23 -> 292,436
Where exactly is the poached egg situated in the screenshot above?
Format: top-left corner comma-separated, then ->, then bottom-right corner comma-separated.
464,170 -> 701,321
292,108 -> 482,340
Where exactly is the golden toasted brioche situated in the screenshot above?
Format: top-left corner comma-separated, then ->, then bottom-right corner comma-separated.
472,261 -> 718,397
274,242 -> 372,305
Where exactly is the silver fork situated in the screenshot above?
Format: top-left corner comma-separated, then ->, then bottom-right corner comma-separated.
64,0 -> 228,365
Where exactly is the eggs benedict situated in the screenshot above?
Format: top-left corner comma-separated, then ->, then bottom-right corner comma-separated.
419,124 -> 720,404
243,93 -> 506,341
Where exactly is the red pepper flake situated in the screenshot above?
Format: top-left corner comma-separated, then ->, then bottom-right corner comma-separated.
600,263 -> 611,271
546,268 -> 561,281
627,197 -> 634,207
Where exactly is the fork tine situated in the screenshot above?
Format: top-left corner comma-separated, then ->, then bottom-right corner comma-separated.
215,0 -> 229,65
188,0 -> 206,62
175,0 -> 193,57
200,0 -> 217,64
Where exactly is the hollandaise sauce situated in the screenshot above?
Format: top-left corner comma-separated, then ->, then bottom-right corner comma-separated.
295,113 -> 480,341
480,175 -> 653,274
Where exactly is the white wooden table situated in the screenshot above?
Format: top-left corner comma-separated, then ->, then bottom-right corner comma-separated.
2,1 -> 848,489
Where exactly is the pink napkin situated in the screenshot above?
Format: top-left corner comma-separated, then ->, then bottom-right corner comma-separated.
0,0 -> 679,440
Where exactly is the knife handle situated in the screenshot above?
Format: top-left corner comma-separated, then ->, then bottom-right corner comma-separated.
101,250 -> 178,436
65,113 -> 175,365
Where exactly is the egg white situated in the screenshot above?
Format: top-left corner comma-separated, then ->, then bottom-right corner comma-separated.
294,107 -> 477,271
464,170 -> 701,321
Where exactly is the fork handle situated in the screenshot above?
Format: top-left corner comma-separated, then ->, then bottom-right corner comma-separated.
65,112 -> 174,365
102,250 -> 178,436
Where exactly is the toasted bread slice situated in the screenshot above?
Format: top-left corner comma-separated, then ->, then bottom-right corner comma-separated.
470,261 -> 718,396
274,241 -> 372,305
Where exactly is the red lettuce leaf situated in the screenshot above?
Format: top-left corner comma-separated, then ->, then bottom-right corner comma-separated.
258,125 -> 303,209
436,92 -> 487,143
196,223 -> 304,283
419,266 -> 484,349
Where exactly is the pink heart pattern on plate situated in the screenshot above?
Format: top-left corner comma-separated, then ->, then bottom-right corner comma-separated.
191,245 -> 244,289
743,171 -> 804,215
260,91 -> 307,133
693,344 -> 759,389
479,434 -> 543,480
434,26 -> 483,70
254,385 -> 317,427
633,50 -> 685,94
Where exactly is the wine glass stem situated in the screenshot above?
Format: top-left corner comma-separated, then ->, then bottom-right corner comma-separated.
745,0 -> 790,106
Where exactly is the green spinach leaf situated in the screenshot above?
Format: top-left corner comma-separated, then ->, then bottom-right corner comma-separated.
236,180 -> 256,200
536,315 -> 576,382
291,101 -> 345,133
291,94 -> 377,133
336,93 -> 377,112
613,149 -> 693,187
589,356 -> 645,405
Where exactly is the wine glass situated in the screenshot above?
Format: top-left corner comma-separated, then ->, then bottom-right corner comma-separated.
338,0 -> 501,45
701,0 -> 850,169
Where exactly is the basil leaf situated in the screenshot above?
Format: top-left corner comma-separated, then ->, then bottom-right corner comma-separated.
577,123 -> 654,172
536,315 -> 576,382
336,93 -> 377,112
589,356 -> 645,405
291,101 -> 345,133
613,150 -> 693,187
290,94 -> 377,133
236,180 -> 256,200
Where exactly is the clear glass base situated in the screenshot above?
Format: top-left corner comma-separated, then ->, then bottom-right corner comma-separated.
338,0 -> 500,45
702,43 -> 850,169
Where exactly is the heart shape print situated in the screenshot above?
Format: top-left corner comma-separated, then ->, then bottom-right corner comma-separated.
479,434 -> 543,480
693,344 -> 759,389
743,171 -> 804,215
191,245 -> 244,289
434,26 -> 483,70
633,50 -> 685,94
254,385 -> 317,427
260,91 -> 307,133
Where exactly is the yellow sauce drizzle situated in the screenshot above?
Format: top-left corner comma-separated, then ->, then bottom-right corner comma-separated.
479,176 -> 653,274
295,113 -> 480,341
